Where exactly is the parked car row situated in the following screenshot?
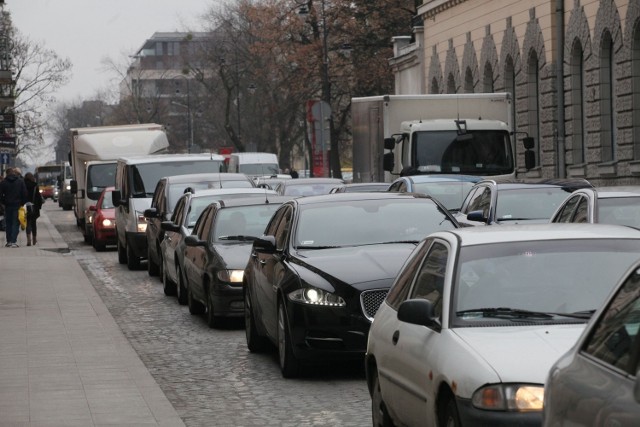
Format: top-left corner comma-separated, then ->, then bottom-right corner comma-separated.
78,161 -> 640,426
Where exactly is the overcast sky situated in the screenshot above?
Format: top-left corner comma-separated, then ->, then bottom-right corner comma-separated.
8,0 -> 216,103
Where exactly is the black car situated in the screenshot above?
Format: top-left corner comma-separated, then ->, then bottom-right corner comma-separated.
182,196 -> 292,328
243,192 -> 460,377
144,173 -> 255,278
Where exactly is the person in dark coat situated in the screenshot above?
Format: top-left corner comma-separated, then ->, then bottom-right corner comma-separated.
0,167 -> 28,247
24,172 -> 44,246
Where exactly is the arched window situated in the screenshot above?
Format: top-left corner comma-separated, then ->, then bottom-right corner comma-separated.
633,25 -> 640,160
464,68 -> 474,93
447,74 -> 456,94
571,40 -> 586,164
527,50 -> 540,165
431,77 -> 440,94
600,31 -> 616,162
483,63 -> 494,93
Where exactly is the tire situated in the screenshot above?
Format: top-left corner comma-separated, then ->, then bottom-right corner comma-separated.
278,301 -> 300,378
176,265 -> 188,305
206,289 -> 222,329
93,237 -> 106,252
126,242 -> 140,270
83,228 -> 92,244
117,237 -> 127,264
371,370 -> 394,427
63,204 -> 73,211
162,259 -> 176,296
188,282 -> 205,315
147,245 -> 159,276
245,290 -> 269,352
440,397 -> 462,427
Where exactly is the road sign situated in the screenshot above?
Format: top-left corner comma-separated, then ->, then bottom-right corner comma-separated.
0,136 -> 16,150
0,152 -> 10,164
0,113 -> 15,128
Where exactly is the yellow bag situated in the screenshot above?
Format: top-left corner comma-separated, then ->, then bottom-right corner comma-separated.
18,206 -> 26,230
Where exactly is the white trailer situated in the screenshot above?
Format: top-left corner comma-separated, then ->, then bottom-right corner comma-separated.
69,124 -> 169,241
351,93 -> 531,183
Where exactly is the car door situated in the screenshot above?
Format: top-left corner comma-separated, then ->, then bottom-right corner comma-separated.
184,206 -> 214,299
457,185 -> 491,226
386,240 -> 450,426
164,196 -> 186,283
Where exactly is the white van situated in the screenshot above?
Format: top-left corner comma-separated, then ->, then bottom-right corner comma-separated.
113,153 -> 226,270
227,152 -> 280,178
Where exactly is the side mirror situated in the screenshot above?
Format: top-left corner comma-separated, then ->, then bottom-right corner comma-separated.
144,208 -> 158,219
467,210 -> 488,223
112,190 -> 122,206
184,235 -> 206,247
253,235 -> 277,253
88,205 -> 97,212
522,136 -> 535,150
383,137 -> 396,151
383,152 -> 395,172
160,220 -> 180,233
70,180 -> 78,194
397,299 -> 440,329
525,150 -> 536,170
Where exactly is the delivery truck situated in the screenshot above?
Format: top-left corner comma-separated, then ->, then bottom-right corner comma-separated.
351,93 -> 533,183
69,123 -> 169,242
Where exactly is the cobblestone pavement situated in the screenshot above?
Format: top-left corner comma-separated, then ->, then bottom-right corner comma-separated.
47,205 -> 371,427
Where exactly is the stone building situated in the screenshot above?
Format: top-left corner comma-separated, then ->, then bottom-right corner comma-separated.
391,0 -> 640,185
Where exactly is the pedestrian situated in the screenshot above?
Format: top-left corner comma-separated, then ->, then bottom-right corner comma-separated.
24,172 -> 44,246
0,167 -> 28,247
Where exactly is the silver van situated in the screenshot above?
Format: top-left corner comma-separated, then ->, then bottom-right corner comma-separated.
113,153 -> 226,270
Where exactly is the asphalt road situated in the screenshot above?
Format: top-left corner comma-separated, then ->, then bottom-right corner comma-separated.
46,203 -> 371,427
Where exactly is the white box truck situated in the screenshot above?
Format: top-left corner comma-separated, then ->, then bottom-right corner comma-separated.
351,93 -> 533,183
69,123 -> 169,241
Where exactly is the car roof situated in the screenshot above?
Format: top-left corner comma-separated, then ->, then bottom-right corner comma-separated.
164,173 -> 251,183
189,188 -> 277,198
400,174 -> 483,183
217,196 -> 294,208
434,223 -> 640,246
594,186 -> 640,198
282,177 -> 344,185
475,178 -> 593,191
117,153 -> 225,164
290,191 -> 439,206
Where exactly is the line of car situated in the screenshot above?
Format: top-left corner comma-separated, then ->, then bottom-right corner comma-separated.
79,171 -> 640,427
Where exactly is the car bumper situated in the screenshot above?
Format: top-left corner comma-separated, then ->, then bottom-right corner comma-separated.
95,226 -> 116,243
212,285 -> 244,317
456,397 -> 542,427
126,231 -> 147,258
286,301 -> 370,361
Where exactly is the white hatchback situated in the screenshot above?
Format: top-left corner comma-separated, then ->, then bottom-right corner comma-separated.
366,224 -> 640,427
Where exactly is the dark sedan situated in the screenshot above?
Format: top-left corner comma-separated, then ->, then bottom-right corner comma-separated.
243,192 -> 460,377
182,196 -> 291,328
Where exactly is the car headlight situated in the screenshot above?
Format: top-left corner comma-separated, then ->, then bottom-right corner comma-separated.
472,384 -> 544,411
136,213 -> 147,233
288,287 -> 346,307
102,218 -> 113,227
65,184 -> 71,190
216,269 -> 244,285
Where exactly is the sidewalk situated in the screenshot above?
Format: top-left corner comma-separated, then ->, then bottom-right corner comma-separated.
0,209 -> 185,426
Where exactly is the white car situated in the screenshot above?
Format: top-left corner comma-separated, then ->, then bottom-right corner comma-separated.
366,224 -> 640,427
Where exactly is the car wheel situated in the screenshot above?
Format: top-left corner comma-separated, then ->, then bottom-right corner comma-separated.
187,283 -> 205,315
93,237 -> 106,252
83,229 -> 92,244
126,242 -> 140,270
176,265 -> 187,305
117,237 -> 127,264
277,300 -> 300,378
162,260 -> 177,296
440,397 -> 462,427
206,289 -> 222,329
371,370 -> 394,427
245,290 -> 269,353
147,246 -> 159,276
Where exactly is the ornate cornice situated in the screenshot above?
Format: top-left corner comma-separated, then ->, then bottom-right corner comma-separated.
418,0 -> 469,20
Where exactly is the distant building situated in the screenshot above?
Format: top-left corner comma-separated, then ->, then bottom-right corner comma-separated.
391,0 -> 640,186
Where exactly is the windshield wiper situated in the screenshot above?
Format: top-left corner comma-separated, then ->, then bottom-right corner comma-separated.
360,240 -> 420,246
550,309 -> 595,320
218,235 -> 257,241
456,307 -> 554,319
297,245 -> 342,249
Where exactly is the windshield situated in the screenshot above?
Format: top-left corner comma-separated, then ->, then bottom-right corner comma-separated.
36,166 -> 62,187
295,199 -> 457,248
414,130 -> 513,175
413,181 -> 477,210
284,183 -> 337,196
240,163 -> 279,176
168,180 -> 254,210
87,163 -> 116,201
453,239 -> 640,325
496,187 -> 573,221
130,160 -> 225,197
213,204 -> 281,241
100,191 -> 115,209
597,197 -> 640,228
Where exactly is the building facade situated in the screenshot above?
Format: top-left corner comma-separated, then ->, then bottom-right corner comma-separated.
391,0 -> 640,186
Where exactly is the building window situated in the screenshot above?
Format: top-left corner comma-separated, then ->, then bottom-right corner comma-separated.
464,68 -> 474,93
155,42 -> 163,56
483,63 -> 494,93
571,40 -> 586,164
447,74 -> 456,94
431,78 -> 439,94
504,56 -> 517,145
527,50 -> 540,166
633,25 -> 640,160
600,31 -> 616,162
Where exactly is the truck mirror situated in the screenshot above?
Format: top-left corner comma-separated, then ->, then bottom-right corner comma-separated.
522,136 -> 535,150
383,152 -> 395,172
70,180 -> 78,194
384,137 -> 396,151
112,190 -> 122,206
525,150 -> 536,170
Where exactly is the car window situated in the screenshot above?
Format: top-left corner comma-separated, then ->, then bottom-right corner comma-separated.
410,241 -> 448,319
597,197 -> 640,228
275,206 -> 293,250
171,197 -> 186,226
386,239 -> 431,310
583,266 -> 640,375
193,206 -> 213,240
388,182 -> 401,192
151,180 -> 164,209
554,195 -> 580,222
467,186 -> 491,214
573,197 -> 588,223
101,191 -> 115,209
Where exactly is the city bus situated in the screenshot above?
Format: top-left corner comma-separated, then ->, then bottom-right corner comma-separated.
35,162 -> 73,209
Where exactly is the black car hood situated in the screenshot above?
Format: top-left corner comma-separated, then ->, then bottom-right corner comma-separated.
293,244 -> 416,291
213,243 -> 254,269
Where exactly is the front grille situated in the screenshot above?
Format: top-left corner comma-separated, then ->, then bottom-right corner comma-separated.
360,289 -> 389,321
